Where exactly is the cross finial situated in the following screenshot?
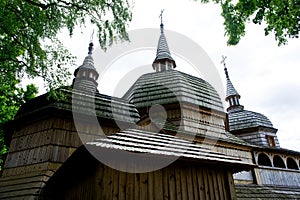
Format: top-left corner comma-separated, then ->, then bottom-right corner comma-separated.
88,30 -> 94,55
221,55 -> 227,67
221,55 -> 230,78
159,9 -> 165,33
159,9 -> 164,24
90,29 -> 95,43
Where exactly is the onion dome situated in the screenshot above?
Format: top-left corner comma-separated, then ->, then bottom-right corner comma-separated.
152,19 -> 176,72
72,42 -> 99,93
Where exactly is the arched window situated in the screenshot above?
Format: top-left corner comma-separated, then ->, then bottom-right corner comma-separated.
287,157 -> 299,170
258,153 -> 272,167
273,155 -> 286,168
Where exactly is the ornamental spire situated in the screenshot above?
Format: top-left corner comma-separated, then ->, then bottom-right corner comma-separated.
152,10 -> 176,72
221,55 -> 243,112
72,41 -> 99,94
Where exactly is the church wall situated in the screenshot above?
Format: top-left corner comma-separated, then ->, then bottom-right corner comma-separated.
254,167 -> 300,187
2,115 -> 122,177
0,112 -> 124,199
2,117 -> 93,177
234,130 -> 279,147
211,146 -> 253,164
44,161 -> 237,200
180,104 -> 227,139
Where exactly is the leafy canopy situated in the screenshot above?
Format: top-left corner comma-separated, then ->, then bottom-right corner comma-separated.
200,0 -> 300,45
0,0 -> 132,169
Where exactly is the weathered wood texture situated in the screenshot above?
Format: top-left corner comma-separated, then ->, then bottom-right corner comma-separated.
45,162 -> 237,200
235,130 -> 280,147
0,171 -> 54,200
2,117 -> 118,177
255,167 -> 300,187
0,115 -> 121,199
235,184 -> 300,199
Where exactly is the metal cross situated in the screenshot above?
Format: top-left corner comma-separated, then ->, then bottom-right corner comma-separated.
90,29 -> 95,42
159,9 -> 165,24
221,55 -> 227,67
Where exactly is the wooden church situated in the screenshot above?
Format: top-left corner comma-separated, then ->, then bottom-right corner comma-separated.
0,20 -> 300,199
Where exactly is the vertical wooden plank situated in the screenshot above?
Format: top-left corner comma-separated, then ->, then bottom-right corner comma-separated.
186,166 -> 194,200
212,169 -> 220,200
103,166 -> 113,200
202,168 -> 210,200
119,171 -> 126,200
126,173 -> 134,200
168,166 -> 176,200
191,167 -> 199,199
174,167 -> 182,199
216,170 -> 225,200
207,168 -> 215,200
226,171 -> 237,200
154,169 -> 164,199
112,169 -> 119,200
95,164 -> 104,199
134,173 -> 140,200
140,173 -> 148,200
180,166 -> 188,200
148,171 -> 154,200
196,167 -> 206,200
163,168 -> 169,200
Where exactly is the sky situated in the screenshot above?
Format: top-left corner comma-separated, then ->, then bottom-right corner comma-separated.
56,0 -> 300,151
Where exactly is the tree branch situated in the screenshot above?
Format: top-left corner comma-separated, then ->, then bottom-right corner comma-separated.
23,0 -> 56,10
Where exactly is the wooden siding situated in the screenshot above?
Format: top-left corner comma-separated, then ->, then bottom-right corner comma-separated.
255,167 -> 300,187
46,162 -> 237,200
0,171 -> 54,200
2,117 -> 118,177
235,130 -> 280,147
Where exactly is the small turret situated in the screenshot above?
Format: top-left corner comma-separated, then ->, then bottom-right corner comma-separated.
221,55 -> 244,112
72,42 -> 99,93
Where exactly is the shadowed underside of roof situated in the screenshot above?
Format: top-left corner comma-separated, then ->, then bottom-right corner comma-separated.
235,184 -> 300,199
123,70 -> 224,112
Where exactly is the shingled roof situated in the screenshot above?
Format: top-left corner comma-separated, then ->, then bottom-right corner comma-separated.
123,70 -> 224,112
16,88 -> 140,124
224,66 -> 240,100
235,184 -> 300,199
228,109 -> 274,132
87,128 -> 252,171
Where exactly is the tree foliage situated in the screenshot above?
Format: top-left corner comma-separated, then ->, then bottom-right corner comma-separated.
200,0 -> 300,45
0,0 -> 132,169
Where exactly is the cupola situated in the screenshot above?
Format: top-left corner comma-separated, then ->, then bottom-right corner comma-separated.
72,42 -> 99,93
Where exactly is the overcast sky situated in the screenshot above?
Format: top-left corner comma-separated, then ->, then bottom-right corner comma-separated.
59,0 -> 300,151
